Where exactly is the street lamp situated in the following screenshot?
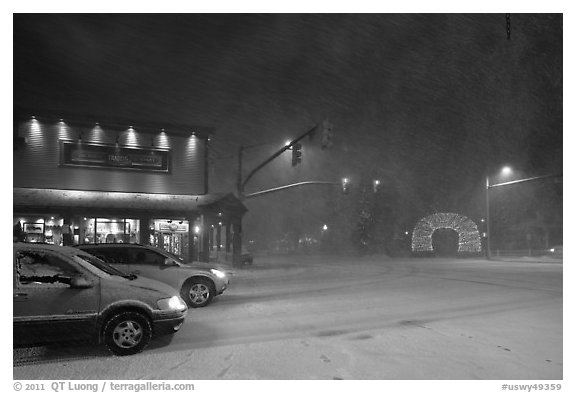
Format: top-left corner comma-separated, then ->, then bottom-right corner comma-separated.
484,167 -> 562,259
485,167 -> 513,259
501,166 -> 512,176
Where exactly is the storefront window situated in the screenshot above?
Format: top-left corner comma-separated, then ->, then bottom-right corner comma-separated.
45,217 -> 64,246
14,216 -> 64,245
79,217 -> 140,244
81,218 -> 96,244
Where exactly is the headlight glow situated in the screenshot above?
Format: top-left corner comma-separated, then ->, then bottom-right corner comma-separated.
157,296 -> 187,311
210,268 -> 226,279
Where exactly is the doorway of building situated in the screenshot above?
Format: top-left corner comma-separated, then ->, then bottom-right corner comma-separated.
160,232 -> 183,256
151,219 -> 190,259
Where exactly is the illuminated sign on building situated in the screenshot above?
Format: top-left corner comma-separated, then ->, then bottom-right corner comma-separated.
60,140 -> 171,172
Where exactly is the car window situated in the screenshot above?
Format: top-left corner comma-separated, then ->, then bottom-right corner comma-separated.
16,251 -> 80,287
163,250 -> 185,264
128,249 -> 165,266
89,248 -> 130,265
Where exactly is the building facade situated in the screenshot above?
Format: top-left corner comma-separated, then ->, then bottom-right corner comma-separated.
13,111 -> 247,264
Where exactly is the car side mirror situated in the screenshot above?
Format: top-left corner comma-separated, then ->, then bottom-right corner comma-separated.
70,275 -> 94,289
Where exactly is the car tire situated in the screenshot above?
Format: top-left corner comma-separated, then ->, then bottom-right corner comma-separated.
103,311 -> 152,356
181,278 -> 215,308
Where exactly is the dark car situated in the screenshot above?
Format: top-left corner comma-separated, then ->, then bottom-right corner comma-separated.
13,242 -> 187,356
76,243 -> 229,308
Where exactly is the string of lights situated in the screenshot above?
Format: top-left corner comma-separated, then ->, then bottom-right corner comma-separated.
412,212 -> 482,253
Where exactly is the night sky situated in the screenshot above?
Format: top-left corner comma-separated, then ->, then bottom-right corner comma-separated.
13,13 -> 563,248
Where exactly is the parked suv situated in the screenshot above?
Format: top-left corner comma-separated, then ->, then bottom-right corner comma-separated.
76,243 -> 229,308
13,242 -> 187,356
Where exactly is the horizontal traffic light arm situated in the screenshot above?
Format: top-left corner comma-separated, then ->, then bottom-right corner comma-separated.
240,124 -> 319,194
243,181 -> 340,199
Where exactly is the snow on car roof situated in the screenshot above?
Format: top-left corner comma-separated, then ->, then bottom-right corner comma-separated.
14,242 -> 88,256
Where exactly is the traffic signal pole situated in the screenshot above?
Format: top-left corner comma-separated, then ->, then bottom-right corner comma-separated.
238,124 -> 320,198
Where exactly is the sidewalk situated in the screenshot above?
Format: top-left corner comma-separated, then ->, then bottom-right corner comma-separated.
489,256 -> 563,264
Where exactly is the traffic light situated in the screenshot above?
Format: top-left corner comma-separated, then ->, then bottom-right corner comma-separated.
373,179 -> 381,193
291,143 -> 302,166
320,119 -> 334,150
342,178 -> 349,194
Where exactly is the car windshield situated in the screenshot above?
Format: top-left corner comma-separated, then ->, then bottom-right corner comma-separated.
73,252 -> 134,278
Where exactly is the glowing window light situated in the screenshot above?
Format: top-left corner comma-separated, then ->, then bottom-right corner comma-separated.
412,213 -> 482,253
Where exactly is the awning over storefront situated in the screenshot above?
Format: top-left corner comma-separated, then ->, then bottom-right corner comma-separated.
13,187 -> 247,218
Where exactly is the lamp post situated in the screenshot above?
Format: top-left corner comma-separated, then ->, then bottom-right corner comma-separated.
484,167 -> 562,260
485,167 -> 515,259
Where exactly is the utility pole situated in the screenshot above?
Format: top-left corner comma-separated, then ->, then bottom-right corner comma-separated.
236,145 -> 244,197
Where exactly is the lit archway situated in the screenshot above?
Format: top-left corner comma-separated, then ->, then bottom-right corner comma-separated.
412,213 -> 482,254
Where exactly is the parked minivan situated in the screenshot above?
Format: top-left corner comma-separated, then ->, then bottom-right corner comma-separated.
13,242 -> 187,356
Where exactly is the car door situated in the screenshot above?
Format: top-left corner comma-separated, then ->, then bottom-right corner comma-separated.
124,248 -> 180,288
13,248 -> 101,346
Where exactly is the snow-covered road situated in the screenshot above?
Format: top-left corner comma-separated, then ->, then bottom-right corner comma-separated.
13,255 -> 562,380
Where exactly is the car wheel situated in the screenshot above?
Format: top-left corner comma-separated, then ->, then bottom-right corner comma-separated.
103,311 -> 152,356
181,278 -> 215,308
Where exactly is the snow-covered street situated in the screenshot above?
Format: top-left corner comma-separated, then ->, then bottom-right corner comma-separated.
13,255 -> 562,380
